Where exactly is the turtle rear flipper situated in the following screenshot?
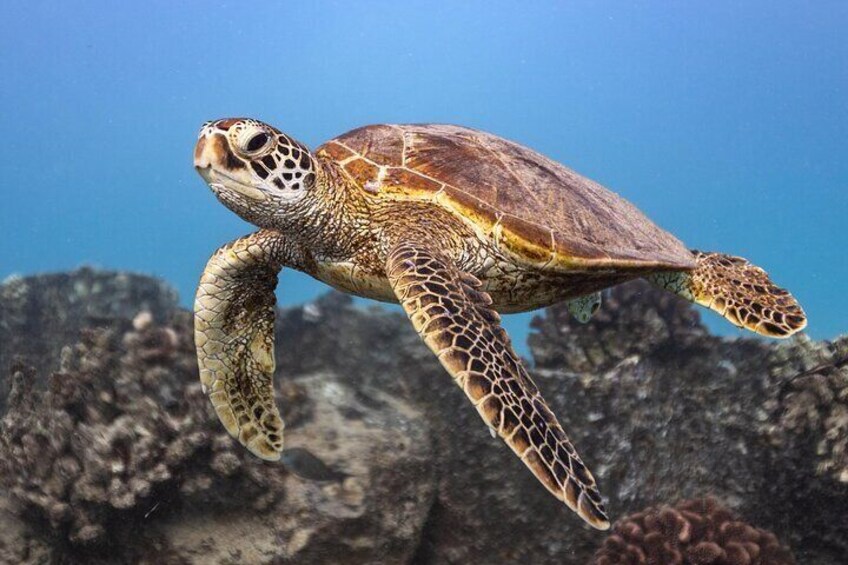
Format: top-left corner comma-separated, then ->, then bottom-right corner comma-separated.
194,230 -> 288,460
566,292 -> 602,323
647,251 -> 807,338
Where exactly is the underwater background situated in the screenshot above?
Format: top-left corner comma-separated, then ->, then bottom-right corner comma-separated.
2,1 -> 847,348
1,2 -> 847,564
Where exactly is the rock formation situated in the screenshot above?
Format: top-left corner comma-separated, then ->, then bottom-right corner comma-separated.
0,270 -> 845,564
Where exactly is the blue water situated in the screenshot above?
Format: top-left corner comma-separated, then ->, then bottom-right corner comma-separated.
2,1 -> 845,352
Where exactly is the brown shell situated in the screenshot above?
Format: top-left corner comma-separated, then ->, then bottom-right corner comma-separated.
316,124 -> 695,270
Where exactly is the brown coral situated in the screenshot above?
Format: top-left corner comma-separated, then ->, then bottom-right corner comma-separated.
592,497 -> 795,565
0,311 -> 292,545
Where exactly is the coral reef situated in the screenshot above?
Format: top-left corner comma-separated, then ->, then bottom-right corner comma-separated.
0,310 -> 289,545
0,267 -> 178,407
1,270 -> 846,563
0,297 -> 433,564
524,284 -> 848,564
764,337 -> 848,484
593,497 -> 795,565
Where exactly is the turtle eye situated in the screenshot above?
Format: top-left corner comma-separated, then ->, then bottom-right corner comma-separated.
244,132 -> 271,153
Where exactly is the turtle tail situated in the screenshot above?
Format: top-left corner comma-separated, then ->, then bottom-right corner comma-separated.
648,251 -> 807,338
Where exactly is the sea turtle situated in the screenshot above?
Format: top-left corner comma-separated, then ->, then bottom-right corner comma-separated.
192,118 -> 806,529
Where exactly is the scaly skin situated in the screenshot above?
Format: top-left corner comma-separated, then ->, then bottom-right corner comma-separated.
194,230 -> 295,460
385,238 -> 609,528
192,117 -> 807,530
647,251 -> 807,337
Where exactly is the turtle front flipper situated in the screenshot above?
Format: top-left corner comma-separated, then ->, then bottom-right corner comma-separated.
385,240 -> 610,530
647,250 -> 807,338
194,230 -> 289,460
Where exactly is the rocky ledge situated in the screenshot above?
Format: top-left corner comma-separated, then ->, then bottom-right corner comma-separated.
0,269 -> 845,564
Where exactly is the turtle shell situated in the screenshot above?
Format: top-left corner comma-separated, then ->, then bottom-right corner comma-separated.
316,124 -> 695,271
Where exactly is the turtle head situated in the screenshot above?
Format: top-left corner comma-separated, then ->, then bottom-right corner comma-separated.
194,118 -> 317,226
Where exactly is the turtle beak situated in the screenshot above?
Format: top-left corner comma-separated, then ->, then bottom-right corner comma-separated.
194,129 -> 214,174
194,127 -> 268,202
193,129 -> 232,186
